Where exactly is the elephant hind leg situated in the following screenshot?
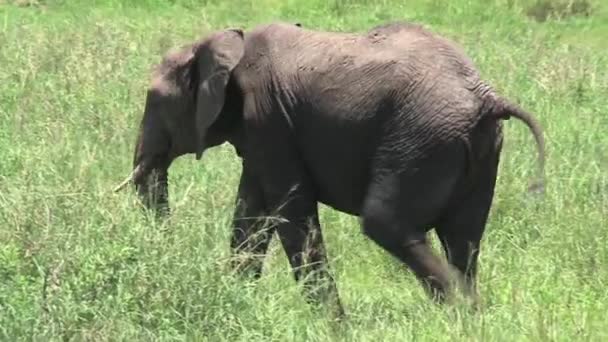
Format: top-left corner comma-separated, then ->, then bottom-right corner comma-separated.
361,152 -> 463,301
435,147 -> 501,300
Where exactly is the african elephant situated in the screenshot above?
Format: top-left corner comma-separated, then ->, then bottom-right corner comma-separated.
114,21 -> 545,315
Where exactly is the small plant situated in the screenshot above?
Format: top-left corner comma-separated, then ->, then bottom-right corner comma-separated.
526,0 -> 593,22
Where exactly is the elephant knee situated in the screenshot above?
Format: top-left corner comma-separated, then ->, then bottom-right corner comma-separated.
361,196 -> 426,248
361,197 -> 396,243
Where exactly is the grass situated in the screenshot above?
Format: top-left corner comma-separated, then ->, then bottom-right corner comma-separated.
0,0 -> 607,340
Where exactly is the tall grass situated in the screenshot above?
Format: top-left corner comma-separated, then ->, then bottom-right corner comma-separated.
1,0 -> 606,340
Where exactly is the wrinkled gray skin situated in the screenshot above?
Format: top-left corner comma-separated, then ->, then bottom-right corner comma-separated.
117,21 -> 545,316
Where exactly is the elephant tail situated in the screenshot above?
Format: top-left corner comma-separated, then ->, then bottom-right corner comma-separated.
492,97 -> 546,194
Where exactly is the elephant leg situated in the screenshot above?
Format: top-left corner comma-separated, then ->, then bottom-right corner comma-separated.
243,119 -> 344,317
435,146 -> 501,300
268,188 -> 342,315
435,230 -> 482,298
361,150 -> 463,302
230,163 -> 274,279
362,200 -> 453,302
275,205 -> 343,317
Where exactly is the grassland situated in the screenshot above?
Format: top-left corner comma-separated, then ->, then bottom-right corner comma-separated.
0,0 -> 607,340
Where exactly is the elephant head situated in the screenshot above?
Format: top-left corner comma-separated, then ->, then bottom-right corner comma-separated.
114,29 -> 245,215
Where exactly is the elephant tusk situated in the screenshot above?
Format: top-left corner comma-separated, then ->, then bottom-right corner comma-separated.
113,172 -> 135,192
113,164 -> 143,193
113,175 -> 133,193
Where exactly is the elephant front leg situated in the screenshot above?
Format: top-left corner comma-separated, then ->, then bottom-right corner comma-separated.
229,163 -> 274,279
275,207 -> 344,319
264,184 -> 344,319
243,116 -> 344,318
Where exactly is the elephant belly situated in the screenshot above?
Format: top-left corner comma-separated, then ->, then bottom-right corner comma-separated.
300,140 -> 372,217
292,110 -> 381,217
314,173 -> 367,216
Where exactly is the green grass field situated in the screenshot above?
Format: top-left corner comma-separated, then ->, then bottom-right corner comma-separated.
1,0 -> 607,340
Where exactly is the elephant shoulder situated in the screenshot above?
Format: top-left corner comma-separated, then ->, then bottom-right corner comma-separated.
237,22 -> 305,87
241,23 -> 298,64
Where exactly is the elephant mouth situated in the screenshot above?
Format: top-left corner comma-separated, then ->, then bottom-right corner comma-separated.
137,168 -> 170,216
114,159 -> 171,217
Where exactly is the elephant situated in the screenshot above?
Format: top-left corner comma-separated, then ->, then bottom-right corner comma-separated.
114,21 -> 545,316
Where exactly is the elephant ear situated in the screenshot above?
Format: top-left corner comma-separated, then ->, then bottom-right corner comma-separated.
194,29 -> 245,160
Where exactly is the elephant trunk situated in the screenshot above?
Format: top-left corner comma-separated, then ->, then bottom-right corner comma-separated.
133,126 -> 172,217
115,118 -> 172,218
